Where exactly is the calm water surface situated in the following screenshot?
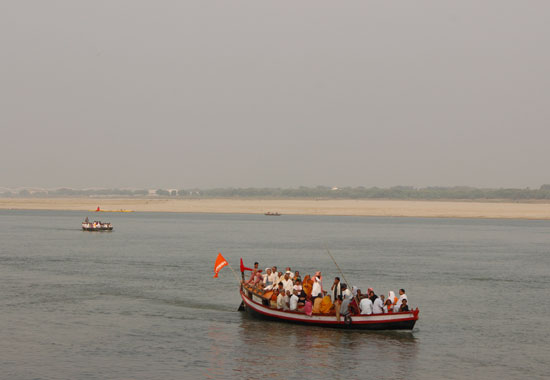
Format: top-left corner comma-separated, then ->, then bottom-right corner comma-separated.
1,210 -> 549,379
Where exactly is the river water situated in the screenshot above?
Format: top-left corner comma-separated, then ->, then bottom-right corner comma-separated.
0,210 -> 549,379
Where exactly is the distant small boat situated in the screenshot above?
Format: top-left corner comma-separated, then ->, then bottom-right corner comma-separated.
82,219 -> 113,231
264,212 -> 281,216
90,207 -> 134,213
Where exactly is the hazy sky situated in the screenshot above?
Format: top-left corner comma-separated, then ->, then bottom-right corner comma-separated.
1,1 -> 549,189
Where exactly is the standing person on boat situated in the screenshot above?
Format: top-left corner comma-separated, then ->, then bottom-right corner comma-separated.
311,271 -> 323,300
334,295 -> 343,321
330,277 -> 342,302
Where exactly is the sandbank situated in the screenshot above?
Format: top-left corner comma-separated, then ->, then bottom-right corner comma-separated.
1,198 -> 550,219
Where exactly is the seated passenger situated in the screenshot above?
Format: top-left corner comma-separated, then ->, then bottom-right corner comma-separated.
349,290 -> 360,315
289,289 -> 299,311
340,294 -> 352,317
302,275 -> 313,297
285,267 -> 294,279
294,271 -> 301,282
341,284 -> 352,300
281,272 -> 294,293
394,288 -> 408,312
319,295 -> 333,314
304,296 -> 313,316
270,289 -> 278,308
399,298 -> 409,312
384,297 -> 393,313
372,293 -> 384,314
359,296 -> 373,315
368,289 -> 378,303
293,279 -> 303,294
262,268 -> 274,290
277,286 -> 286,310
312,295 -> 323,313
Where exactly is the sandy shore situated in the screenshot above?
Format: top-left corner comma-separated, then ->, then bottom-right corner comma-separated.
1,197 -> 550,219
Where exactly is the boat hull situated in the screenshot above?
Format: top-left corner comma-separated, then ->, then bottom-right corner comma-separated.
240,288 -> 418,330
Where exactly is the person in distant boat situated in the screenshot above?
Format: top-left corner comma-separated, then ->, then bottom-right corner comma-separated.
289,289 -> 299,311
311,271 -> 323,300
394,288 -> 408,312
360,296 -> 373,315
399,298 -> 409,312
373,293 -> 384,314
85,217 -> 89,223
331,277 -> 342,302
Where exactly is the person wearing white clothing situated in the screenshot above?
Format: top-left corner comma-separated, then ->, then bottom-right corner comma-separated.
311,271 -> 323,298
289,289 -> 299,311
281,272 -> 294,294
394,288 -> 408,312
342,284 -> 352,300
373,295 -> 384,314
359,297 -> 373,315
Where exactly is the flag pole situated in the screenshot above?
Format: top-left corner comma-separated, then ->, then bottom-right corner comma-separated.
226,262 -> 243,285
324,244 -> 360,311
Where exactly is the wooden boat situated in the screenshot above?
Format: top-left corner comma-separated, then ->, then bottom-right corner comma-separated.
90,207 -> 134,212
264,212 -> 281,216
82,220 -> 113,231
239,284 -> 419,330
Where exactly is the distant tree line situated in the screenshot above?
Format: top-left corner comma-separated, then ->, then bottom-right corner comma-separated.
3,185 -> 550,201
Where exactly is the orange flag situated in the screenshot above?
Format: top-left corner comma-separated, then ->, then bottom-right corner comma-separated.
213,253 -> 228,278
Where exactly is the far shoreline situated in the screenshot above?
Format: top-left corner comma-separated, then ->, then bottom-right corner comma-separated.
2,197 -> 550,220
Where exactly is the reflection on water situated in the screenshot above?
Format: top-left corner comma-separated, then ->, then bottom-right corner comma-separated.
203,315 -> 418,379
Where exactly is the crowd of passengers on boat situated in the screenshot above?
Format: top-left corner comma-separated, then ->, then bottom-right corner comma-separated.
243,262 -> 410,320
